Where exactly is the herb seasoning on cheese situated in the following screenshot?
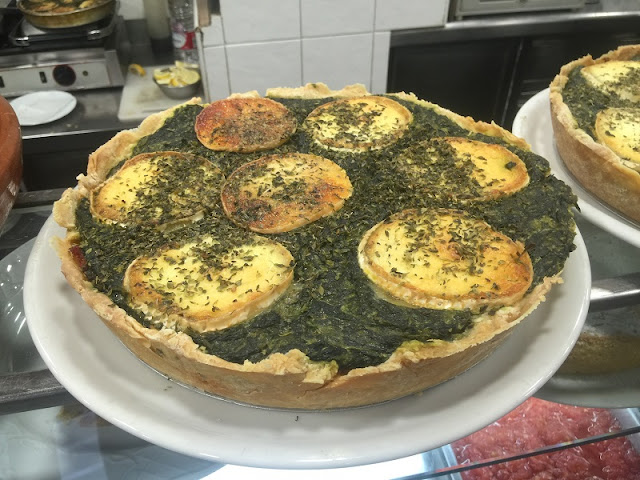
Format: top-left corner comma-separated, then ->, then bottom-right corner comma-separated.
74,94 -> 576,372
561,57 -> 640,138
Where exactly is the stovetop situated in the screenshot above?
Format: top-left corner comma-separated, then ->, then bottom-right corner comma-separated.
0,4 -> 130,97
10,10 -> 118,47
0,1 -> 118,52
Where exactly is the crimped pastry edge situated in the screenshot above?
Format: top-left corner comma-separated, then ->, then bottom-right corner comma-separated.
549,44 -> 640,224
52,84 -> 564,409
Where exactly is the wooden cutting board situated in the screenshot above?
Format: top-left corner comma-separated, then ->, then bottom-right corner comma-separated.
117,65 -> 204,122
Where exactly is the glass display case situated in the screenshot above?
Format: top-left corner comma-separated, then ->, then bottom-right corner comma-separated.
1,4 -> 639,478
1,179 -> 639,479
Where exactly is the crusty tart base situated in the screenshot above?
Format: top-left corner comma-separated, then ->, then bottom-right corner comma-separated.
549,44 -> 640,224
52,83 -> 563,410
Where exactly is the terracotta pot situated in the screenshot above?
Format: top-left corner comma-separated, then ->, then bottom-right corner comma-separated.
0,96 -> 23,230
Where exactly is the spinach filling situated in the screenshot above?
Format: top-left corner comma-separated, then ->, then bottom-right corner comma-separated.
561,58 -> 640,138
76,96 -> 576,372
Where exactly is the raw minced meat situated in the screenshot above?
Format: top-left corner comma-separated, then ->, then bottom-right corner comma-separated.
452,397 -> 640,480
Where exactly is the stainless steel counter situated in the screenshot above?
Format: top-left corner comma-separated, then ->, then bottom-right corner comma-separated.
16,18 -> 169,142
16,19 -> 174,190
18,87 -> 137,140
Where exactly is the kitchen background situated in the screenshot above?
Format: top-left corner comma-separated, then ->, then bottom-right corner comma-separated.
2,2 -> 640,478
107,0 -> 640,127
122,0 -> 449,99
2,0 -> 639,190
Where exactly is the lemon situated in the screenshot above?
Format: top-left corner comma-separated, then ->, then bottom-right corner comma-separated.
153,68 -> 172,84
128,63 -> 146,77
175,60 -> 199,70
153,63 -> 200,87
175,68 -> 200,85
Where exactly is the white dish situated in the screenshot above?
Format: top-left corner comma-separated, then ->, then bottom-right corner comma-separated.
10,91 -> 77,127
512,88 -> 640,249
24,216 -> 590,469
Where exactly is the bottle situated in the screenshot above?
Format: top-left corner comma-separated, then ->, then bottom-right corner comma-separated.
143,0 -> 171,53
168,0 -> 199,65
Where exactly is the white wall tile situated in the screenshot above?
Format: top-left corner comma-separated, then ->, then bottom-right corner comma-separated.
375,0 -> 449,31
301,0 -> 375,37
201,15 -> 225,47
302,34 -> 373,91
203,46 -> 231,100
220,0 -> 300,44
371,31 -> 390,94
226,40 -> 302,95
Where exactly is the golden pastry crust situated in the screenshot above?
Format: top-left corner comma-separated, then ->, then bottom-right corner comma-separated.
52,98 -> 204,229
54,232 -> 555,409
549,44 -> 640,224
52,84 -> 568,410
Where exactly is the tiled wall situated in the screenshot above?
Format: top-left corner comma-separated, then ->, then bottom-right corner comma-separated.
200,0 -> 449,99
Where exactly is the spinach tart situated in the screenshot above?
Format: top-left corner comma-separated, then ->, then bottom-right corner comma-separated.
52,84 -> 576,410
550,44 -> 640,224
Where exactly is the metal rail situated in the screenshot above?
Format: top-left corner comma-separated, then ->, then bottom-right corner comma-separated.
589,272 -> 640,312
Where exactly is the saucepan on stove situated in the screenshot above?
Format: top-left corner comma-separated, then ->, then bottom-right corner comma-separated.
17,0 -> 115,30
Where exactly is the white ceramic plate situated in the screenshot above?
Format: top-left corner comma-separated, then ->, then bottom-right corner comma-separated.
24,216 -> 590,469
512,88 -> 640,249
10,91 -> 77,127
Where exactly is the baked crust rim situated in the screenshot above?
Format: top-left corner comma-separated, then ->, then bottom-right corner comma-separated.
52,83 -> 564,410
549,44 -> 640,224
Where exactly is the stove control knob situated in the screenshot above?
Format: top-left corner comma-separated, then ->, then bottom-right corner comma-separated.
53,65 -> 77,87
